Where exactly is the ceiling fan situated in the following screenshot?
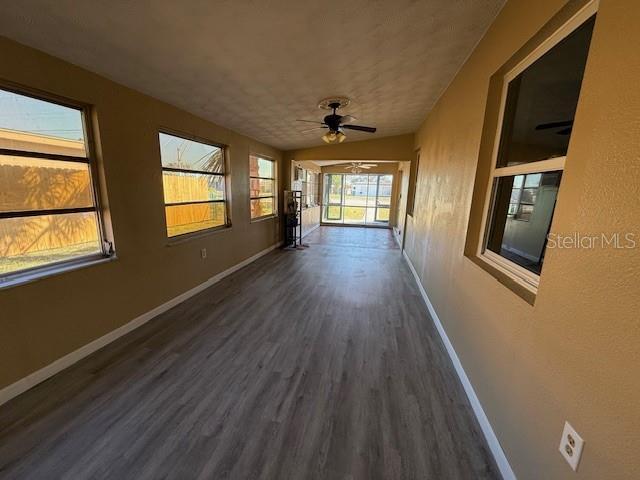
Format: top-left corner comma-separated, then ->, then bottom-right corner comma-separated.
343,162 -> 378,173
297,97 -> 377,144
535,120 -> 573,135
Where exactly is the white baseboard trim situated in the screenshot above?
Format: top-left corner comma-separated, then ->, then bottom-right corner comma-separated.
0,241 -> 282,407
402,250 -> 516,480
302,223 -> 320,238
393,228 -> 402,248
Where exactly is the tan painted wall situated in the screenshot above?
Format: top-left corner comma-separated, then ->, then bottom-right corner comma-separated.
404,1 -> 640,479
300,206 -> 321,237
285,133 -> 414,163
0,37 -> 282,389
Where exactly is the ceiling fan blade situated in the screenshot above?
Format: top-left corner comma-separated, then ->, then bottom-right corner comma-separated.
297,119 -> 325,124
363,164 -> 378,167
535,120 -> 573,130
360,165 -> 372,168
340,115 -> 357,124
300,126 -> 328,133
342,124 -> 377,133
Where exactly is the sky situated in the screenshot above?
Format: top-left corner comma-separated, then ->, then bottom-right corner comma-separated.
159,132 -> 222,171
0,90 -> 85,141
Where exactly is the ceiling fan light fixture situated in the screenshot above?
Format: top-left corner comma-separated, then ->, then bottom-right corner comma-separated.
322,131 -> 338,144
305,98 -> 374,144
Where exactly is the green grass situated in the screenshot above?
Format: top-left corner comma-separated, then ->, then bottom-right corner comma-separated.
376,208 -> 390,221
343,207 -> 366,223
167,219 -> 225,237
0,242 -> 101,275
323,206 -> 390,224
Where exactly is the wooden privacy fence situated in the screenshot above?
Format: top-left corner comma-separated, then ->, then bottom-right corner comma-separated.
162,172 -> 225,233
1,164 -> 228,256
0,163 -> 98,257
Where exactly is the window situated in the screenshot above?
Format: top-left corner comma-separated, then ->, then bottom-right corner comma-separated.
249,154 -> 276,220
506,173 -> 543,222
159,132 -> 228,237
0,87 -> 108,281
322,173 -> 392,225
302,169 -> 319,209
323,173 -> 343,220
292,165 -> 319,209
478,10 -> 596,289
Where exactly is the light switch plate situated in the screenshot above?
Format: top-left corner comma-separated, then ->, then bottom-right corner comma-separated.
559,421 -> 584,471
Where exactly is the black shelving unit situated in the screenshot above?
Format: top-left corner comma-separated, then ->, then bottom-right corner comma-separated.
284,190 -> 302,248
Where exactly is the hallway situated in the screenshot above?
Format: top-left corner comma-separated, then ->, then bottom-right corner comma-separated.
0,227 -> 498,479
304,225 -> 400,250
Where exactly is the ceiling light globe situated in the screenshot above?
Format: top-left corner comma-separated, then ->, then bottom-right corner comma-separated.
322,131 -> 338,143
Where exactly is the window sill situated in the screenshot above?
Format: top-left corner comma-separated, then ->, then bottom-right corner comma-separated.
166,224 -> 232,246
466,253 -> 537,305
250,214 -> 278,224
0,254 -> 116,291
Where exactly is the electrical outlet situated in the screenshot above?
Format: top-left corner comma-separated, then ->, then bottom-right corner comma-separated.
200,248 -> 207,259
559,421 -> 584,471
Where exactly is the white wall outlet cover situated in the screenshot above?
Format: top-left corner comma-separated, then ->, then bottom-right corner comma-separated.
201,248 -> 207,259
559,421 -> 585,471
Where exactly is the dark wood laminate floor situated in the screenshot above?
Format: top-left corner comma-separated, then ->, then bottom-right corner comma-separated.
0,227 -> 499,480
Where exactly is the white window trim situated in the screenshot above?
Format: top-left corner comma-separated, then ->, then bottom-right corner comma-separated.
492,156 -> 566,178
476,0 -> 598,294
0,254 -> 115,290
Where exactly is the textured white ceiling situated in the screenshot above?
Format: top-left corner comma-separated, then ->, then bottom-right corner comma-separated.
0,0 -> 504,150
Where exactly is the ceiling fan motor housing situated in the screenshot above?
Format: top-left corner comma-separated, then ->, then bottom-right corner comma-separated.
324,112 -> 344,132
297,96 -> 376,142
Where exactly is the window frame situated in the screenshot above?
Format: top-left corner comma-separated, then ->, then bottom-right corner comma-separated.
475,1 -> 598,295
374,174 -> 392,222
508,173 -> 542,222
249,153 -> 277,222
323,173 -> 344,220
158,129 -> 231,240
321,173 -> 393,226
301,169 -> 320,210
0,83 -> 111,287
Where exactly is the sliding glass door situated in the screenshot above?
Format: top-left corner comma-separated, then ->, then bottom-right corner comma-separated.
322,173 -> 393,225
